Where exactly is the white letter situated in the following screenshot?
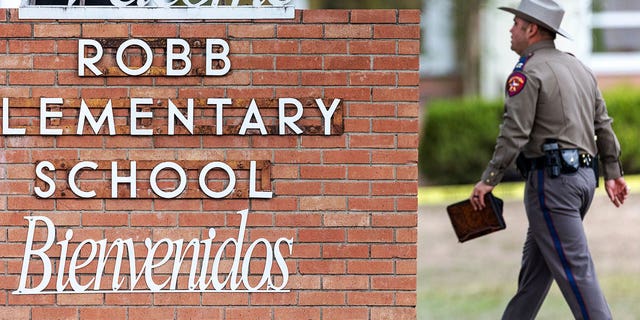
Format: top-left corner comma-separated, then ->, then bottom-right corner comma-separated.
112,161 -> 137,198
316,98 -> 341,135
249,160 -> 272,199
143,238 -> 173,292
77,99 -> 115,135
269,237 -> 293,290
40,98 -> 63,135
56,230 -> 73,292
241,238 -> 273,291
2,98 -> 25,135
130,98 -> 153,136
166,39 -> 192,76
168,99 -> 193,135
68,239 -> 98,292
266,0 -> 291,6
199,162 -> 235,199
69,161 -> 98,198
109,0 -> 135,7
15,216 -> 55,294
35,161 -> 56,198
117,39 -> 153,76
78,39 -> 103,76
207,98 -> 231,135
150,162 -> 187,199
278,98 -> 303,135
239,99 -> 267,135
206,39 -> 230,76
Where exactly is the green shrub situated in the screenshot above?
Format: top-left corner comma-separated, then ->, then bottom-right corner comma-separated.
419,98 -> 503,185
603,87 -> 640,174
419,88 -> 640,185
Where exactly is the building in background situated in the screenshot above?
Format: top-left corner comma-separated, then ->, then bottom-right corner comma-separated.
421,0 -> 640,100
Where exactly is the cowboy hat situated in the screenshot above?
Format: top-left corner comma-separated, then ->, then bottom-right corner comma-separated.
499,0 -> 571,39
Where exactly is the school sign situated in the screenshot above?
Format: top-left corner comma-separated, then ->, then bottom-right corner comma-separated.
0,3 -> 419,319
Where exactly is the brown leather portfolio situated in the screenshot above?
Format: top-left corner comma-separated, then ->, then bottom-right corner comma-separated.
446,193 -> 505,243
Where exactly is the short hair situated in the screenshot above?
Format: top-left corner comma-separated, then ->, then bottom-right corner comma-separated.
537,25 -> 557,40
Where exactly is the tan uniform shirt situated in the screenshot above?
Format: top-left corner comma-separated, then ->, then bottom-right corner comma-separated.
481,40 -> 623,186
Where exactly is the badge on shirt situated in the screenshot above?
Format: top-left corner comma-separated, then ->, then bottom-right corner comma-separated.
506,72 -> 527,97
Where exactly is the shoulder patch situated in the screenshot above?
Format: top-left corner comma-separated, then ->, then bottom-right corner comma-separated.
506,72 -> 527,97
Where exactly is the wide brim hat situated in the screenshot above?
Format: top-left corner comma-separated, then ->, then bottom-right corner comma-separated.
499,0 -> 571,39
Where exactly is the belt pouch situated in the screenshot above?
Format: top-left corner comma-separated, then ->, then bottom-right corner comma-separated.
560,149 -> 580,173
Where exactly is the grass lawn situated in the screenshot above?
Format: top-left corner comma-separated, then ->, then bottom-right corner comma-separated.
417,177 -> 640,319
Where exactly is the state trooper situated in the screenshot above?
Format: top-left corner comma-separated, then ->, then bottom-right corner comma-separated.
469,0 -> 630,319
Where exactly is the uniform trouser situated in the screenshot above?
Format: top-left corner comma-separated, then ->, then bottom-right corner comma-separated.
502,167 -> 611,320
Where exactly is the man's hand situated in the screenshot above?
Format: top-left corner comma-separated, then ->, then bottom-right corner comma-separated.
605,177 -> 630,207
470,181 -> 495,211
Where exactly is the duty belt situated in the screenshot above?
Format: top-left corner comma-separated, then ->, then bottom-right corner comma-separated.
528,153 -> 593,170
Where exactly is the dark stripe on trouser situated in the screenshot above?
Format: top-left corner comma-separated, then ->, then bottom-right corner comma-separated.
536,170 -> 590,320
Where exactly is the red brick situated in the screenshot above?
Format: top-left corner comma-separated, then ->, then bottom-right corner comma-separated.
9,40 -> 56,53
34,56 -> 76,70
253,71 -> 299,85
372,182 -> 417,196
300,196 -> 346,211
371,307 -> 416,320
302,10 -> 349,23
325,56 -> 371,70
275,213 -> 322,226
9,71 -> 55,85
349,71 -> 396,86
176,308 -> 224,320
298,228 -> 345,242
323,275 -> 369,290
301,40 -> 348,54
273,307 -> 321,320
371,244 -> 416,259
374,25 -> 421,39
253,40 -> 300,54
82,24 -> 129,37
399,39 -> 421,55
347,260 -> 394,274
299,259 -> 346,274
179,24 -> 227,38
1,55 -> 32,69
325,24 -> 372,38
372,214 -> 417,227
80,308 -> 127,320
0,23 -> 31,37
323,213 -> 370,227
131,24 -> 178,37
34,24 -> 80,37
229,24 -> 275,38
322,244 -> 370,258
372,275 -> 416,290
299,291 -> 345,305
399,9 -> 422,23
348,229 -> 394,242
278,25 -> 323,38
32,307 -> 77,320
351,10 -> 398,24
0,307 -> 30,320
374,56 -> 420,70
301,71 -> 348,86
300,165 -> 346,179
276,55 -> 322,70
225,307 -> 271,319
323,307 -> 369,320
347,292 -> 395,306
348,197 -> 395,212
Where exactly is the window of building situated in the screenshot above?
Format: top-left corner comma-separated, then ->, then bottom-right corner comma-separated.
590,0 -> 640,73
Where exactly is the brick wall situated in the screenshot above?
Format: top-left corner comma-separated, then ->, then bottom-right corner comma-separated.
0,8 -> 420,320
